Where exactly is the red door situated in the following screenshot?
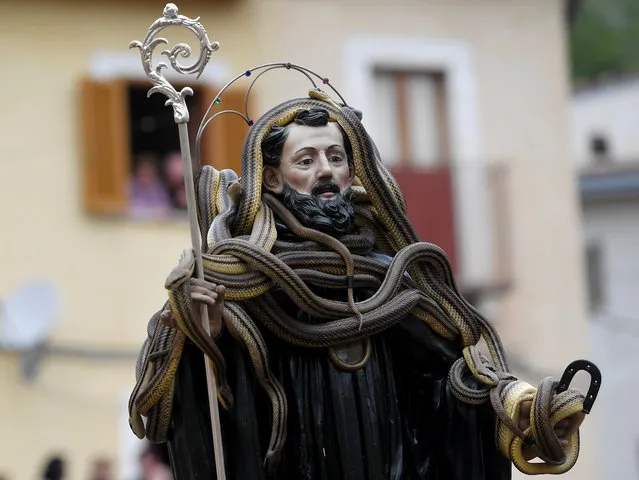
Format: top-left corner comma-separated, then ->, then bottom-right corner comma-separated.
390,166 -> 458,274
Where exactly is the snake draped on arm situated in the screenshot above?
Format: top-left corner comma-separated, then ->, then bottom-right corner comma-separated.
128,89 -> 599,476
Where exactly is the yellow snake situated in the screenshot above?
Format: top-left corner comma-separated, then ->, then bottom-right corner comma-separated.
129,305 -> 185,442
128,89 -> 598,475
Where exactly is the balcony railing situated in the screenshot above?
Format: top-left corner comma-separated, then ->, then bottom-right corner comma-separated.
579,161 -> 639,201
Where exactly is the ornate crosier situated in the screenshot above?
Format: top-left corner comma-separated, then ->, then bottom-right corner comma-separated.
130,4 -> 227,479
129,2 -> 219,123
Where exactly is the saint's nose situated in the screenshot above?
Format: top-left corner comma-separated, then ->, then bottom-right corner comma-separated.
317,153 -> 333,179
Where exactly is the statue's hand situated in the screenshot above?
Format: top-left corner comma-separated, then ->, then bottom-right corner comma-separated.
189,278 -> 226,338
160,279 -> 226,338
518,400 -> 582,461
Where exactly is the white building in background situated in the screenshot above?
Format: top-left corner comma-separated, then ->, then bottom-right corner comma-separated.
572,75 -> 639,166
572,75 -> 639,480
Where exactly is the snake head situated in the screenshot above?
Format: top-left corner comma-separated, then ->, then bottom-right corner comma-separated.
217,383 -> 234,411
308,88 -> 341,110
165,248 -> 195,290
263,448 -> 283,476
128,406 -> 147,439
227,181 -> 243,206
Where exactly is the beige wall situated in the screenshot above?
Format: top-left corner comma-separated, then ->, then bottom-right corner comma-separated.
0,0 -> 595,478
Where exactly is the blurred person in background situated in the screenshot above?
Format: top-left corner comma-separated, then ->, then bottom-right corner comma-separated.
41,455 -> 65,480
129,153 -> 172,219
163,151 -> 188,212
88,457 -> 112,480
139,444 -> 172,480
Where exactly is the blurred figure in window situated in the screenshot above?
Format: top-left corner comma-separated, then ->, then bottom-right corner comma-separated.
88,457 -> 112,480
139,444 -> 172,480
129,153 -> 172,219
41,455 -> 65,480
163,151 -> 187,212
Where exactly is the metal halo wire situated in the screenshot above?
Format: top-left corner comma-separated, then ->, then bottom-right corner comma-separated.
194,62 -> 350,167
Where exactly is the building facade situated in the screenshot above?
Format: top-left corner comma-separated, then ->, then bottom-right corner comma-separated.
0,0 -> 594,478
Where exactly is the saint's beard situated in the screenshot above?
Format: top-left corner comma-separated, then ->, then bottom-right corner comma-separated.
279,181 -> 355,237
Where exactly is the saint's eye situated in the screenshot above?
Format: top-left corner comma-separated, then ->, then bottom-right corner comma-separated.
299,157 -> 312,166
330,155 -> 344,163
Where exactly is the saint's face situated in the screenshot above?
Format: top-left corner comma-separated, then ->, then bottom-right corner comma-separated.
263,122 -> 353,198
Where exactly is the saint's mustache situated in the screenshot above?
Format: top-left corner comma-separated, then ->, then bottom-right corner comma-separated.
311,181 -> 340,196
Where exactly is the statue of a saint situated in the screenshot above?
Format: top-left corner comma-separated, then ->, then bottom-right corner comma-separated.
130,90 -> 590,480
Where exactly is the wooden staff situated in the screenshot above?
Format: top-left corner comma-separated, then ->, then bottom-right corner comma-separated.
130,4 -> 226,479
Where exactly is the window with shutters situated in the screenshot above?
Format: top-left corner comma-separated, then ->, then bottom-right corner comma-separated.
371,68 -> 458,271
79,77 -> 250,219
372,69 -> 450,168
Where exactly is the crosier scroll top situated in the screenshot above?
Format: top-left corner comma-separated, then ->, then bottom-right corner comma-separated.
129,3 -> 220,124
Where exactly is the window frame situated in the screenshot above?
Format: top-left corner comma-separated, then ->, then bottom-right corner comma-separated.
79,76 -> 249,217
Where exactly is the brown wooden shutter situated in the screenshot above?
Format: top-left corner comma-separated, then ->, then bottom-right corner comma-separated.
198,86 -> 251,177
79,78 -> 129,215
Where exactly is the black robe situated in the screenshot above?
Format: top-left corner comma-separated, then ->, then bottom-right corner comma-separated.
169,242 -> 511,480
167,262 -> 512,480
